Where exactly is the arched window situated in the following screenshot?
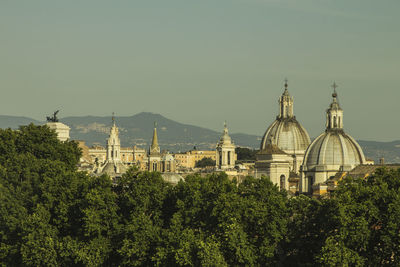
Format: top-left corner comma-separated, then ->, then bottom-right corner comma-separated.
228,151 -> 231,165
333,116 -> 337,127
280,175 -> 285,190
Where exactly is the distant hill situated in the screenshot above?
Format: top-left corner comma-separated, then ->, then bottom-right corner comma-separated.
0,115 -> 41,129
358,140 -> 400,164
0,113 -> 399,164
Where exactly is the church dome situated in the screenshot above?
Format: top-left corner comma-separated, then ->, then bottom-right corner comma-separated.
304,130 -> 365,168
260,119 -> 311,152
260,81 -> 311,153
218,122 -> 234,146
303,86 -> 365,170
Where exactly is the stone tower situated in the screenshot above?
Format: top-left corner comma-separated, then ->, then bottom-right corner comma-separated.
216,122 -> 236,170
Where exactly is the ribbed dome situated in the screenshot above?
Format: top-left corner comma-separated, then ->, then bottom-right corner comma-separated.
261,118 -> 311,152
304,130 -> 365,168
260,82 -> 311,153
303,87 -> 366,171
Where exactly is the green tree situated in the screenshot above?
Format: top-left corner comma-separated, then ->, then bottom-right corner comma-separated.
114,168 -> 171,266
317,168 -> 400,266
284,168 -> 400,266
195,157 -> 216,168
235,147 -> 258,161
161,173 -> 289,266
0,125 -> 119,266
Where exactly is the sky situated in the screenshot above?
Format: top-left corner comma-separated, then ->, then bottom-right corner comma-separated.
0,0 -> 399,141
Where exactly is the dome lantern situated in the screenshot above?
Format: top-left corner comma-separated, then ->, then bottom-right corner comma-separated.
279,79 -> 294,119
326,82 -> 344,130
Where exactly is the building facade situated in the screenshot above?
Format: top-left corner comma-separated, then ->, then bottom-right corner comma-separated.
174,150 -> 216,169
46,122 -> 70,142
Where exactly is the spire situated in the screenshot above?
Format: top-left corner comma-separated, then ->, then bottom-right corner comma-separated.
223,120 -> 228,135
329,82 -> 341,110
326,82 -> 344,130
284,78 -> 289,94
112,112 -> 116,126
150,121 -> 160,154
278,79 -> 294,119
332,82 -> 338,98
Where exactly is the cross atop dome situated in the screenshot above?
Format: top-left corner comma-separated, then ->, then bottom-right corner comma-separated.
284,78 -> 288,90
331,82 -> 338,98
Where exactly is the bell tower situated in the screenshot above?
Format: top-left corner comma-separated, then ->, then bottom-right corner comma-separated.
216,122 -> 236,170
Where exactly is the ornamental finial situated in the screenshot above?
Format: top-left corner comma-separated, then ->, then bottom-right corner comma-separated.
332,82 -> 338,98
284,78 -> 288,90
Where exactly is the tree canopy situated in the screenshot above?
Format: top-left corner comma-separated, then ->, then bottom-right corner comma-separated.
235,147 -> 258,161
1,124 -> 400,266
194,157 -> 215,168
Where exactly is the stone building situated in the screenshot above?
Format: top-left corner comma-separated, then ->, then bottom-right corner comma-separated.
174,149 -> 216,169
216,122 -> 236,170
255,81 -> 311,192
46,121 -> 70,142
300,85 -> 366,195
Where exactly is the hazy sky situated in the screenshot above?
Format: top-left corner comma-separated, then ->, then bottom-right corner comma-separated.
1,0 -> 399,141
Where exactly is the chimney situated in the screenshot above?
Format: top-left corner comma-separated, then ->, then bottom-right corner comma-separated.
379,158 -> 385,165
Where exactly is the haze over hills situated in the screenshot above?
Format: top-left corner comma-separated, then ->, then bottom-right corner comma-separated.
0,112 -> 399,163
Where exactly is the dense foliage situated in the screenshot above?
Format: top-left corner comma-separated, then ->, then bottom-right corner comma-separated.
235,147 -> 258,161
194,157 -> 216,168
1,125 -> 400,266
